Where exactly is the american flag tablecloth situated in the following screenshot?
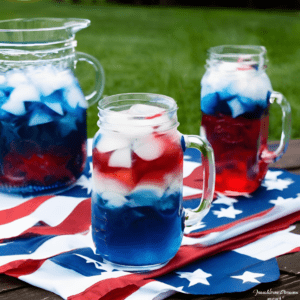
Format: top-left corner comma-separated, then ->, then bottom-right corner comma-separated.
1,139 -> 300,300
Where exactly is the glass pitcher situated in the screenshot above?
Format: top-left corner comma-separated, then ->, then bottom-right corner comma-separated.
200,45 -> 291,196
0,18 -> 105,195
91,93 -> 215,271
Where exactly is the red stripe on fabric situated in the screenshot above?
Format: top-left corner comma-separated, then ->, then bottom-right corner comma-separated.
25,198 -> 91,236
0,195 -> 53,225
183,165 -> 219,200
68,274 -> 154,300
0,259 -> 46,277
186,207 -> 273,238
144,210 -> 300,278
183,165 -> 203,190
5,259 -> 47,277
68,210 -> 300,300
279,247 -> 300,255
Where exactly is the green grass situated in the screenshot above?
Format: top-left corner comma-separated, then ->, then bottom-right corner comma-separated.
0,0 -> 299,140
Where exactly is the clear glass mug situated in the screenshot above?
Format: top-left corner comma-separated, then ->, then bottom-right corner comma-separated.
91,93 -> 215,271
200,45 -> 291,196
0,18 -> 104,195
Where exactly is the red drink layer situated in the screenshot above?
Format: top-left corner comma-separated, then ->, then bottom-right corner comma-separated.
201,112 -> 269,195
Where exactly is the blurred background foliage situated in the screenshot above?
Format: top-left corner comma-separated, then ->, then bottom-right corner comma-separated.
0,0 -> 299,141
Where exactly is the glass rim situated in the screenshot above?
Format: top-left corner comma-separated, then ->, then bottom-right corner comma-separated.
0,18 -> 90,33
98,93 -> 178,114
208,45 -> 267,58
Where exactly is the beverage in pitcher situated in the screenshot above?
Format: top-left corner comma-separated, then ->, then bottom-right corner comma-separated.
0,66 -> 87,194
200,45 -> 291,195
0,18 -> 105,195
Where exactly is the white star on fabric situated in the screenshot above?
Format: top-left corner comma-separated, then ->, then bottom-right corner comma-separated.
262,178 -> 294,191
213,195 -> 238,206
269,196 -> 295,206
177,269 -> 212,286
212,205 -> 243,219
76,175 -> 93,194
184,221 -> 206,234
75,254 -> 115,273
231,271 -> 265,283
264,170 -> 283,181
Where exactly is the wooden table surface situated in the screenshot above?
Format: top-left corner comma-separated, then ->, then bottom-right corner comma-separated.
1,140 -> 300,300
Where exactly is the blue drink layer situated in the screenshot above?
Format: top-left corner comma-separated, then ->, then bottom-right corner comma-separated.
0,67 -> 87,194
201,66 -> 273,118
92,190 -> 184,267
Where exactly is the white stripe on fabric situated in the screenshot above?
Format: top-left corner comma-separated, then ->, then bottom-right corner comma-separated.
125,281 -> 186,300
183,161 -> 201,178
0,196 -> 88,239
235,226 -> 300,260
182,186 -> 203,198
19,259 -> 129,300
182,196 -> 300,247
0,193 -> 32,210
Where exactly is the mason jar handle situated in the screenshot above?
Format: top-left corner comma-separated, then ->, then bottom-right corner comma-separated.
75,51 -> 105,107
261,91 -> 292,163
183,135 -> 215,226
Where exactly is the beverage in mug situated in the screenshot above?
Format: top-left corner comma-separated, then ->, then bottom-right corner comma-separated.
92,93 -> 215,271
200,45 -> 291,195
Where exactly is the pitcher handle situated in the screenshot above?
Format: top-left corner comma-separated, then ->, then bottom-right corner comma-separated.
75,51 -> 105,107
261,91 -> 292,163
183,135 -> 215,226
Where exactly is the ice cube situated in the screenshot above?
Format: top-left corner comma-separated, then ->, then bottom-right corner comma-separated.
108,147 -> 132,168
128,104 -> 165,116
93,170 -> 131,196
103,113 -> 154,137
200,93 -> 219,115
58,113 -> 78,136
63,86 -> 87,110
43,101 -> 64,115
232,72 -> 272,107
1,84 -> 40,116
133,135 -> 165,161
28,66 -> 74,97
201,69 -> 229,95
128,104 -> 170,129
0,75 -> 5,85
6,71 -> 28,87
55,69 -> 74,88
245,72 -> 272,105
101,191 -> 128,208
28,109 -> 54,126
96,132 -> 131,153
227,97 -> 246,118
28,67 -> 58,96
129,188 -> 163,207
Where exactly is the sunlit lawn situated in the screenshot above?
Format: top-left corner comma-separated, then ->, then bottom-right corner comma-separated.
1,0 -> 300,140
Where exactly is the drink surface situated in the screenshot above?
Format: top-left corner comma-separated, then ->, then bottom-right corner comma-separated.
0,65 -> 87,194
92,104 -> 185,268
201,62 -> 272,195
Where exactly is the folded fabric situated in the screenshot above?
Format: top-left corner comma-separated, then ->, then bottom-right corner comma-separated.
0,139 -> 299,300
